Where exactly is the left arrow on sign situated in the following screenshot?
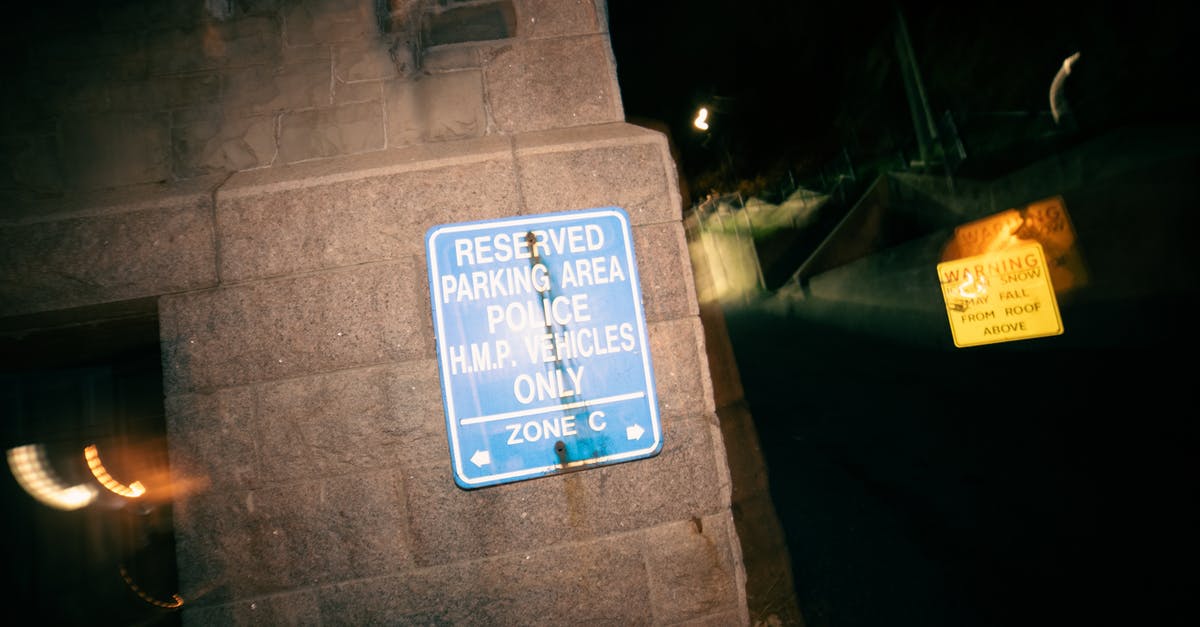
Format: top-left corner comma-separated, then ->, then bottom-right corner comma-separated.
470,450 -> 491,467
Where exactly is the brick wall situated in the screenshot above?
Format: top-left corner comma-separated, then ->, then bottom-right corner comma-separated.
2,1 -> 754,624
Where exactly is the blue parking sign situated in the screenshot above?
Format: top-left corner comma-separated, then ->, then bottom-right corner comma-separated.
426,207 -> 662,489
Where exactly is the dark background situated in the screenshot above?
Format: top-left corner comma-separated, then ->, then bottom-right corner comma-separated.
607,2 -> 1199,626
608,0 -> 1199,198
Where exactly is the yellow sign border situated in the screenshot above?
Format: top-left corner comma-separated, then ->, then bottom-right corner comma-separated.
938,242 -> 1064,348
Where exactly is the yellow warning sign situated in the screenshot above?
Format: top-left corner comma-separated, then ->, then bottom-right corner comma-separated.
941,196 -> 1088,293
937,242 -> 1064,348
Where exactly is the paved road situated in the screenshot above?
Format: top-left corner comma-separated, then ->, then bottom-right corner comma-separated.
724,288 -> 1196,627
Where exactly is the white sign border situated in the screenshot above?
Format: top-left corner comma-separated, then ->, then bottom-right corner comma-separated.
426,207 -> 662,488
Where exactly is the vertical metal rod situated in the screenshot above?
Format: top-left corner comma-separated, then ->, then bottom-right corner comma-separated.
894,4 -> 938,168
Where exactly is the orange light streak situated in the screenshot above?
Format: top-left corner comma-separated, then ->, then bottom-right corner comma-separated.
119,565 -> 184,609
84,444 -> 145,498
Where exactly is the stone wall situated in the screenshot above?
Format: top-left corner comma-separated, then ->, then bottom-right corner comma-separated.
2,0 -> 623,202
2,1 -> 753,624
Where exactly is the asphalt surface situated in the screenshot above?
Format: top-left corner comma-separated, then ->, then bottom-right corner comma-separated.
723,289 -> 1197,627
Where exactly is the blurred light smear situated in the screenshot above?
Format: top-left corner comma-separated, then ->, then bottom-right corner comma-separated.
6,444 -> 98,510
119,564 -> 184,609
84,444 -> 146,498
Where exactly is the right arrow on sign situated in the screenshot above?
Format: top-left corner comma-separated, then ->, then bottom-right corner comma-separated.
626,424 -> 645,440
470,450 -> 491,467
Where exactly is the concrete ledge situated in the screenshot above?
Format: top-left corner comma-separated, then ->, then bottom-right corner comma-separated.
216,134 -> 514,200
216,153 -> 518,282
511,121 -> 667,154
0,180 -> 219,317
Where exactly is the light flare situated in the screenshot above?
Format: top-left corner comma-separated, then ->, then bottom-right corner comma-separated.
84,444 -> 146,498
693,107 -> 710,131
6,444 -> 98,510
120,564 -> 184,609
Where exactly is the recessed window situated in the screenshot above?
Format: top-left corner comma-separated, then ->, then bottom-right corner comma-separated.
424,0 -> 516,46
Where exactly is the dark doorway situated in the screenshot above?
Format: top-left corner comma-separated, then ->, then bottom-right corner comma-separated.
1,300 -> 181,626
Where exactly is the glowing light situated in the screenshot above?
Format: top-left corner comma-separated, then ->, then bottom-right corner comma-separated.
84,444 -> 146,498
120,565 -> 184,609
693,107 -> 710,131
6,445 -> 98,510
1050,51 -> 1081,123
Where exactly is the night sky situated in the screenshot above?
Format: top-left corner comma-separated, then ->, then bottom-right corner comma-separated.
607,1 -> 1199,197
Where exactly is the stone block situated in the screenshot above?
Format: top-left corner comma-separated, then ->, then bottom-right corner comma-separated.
649,317 -> 714,418
109,73 -> 221,112
278,101 -> 385,163
334,41 -> 398,82
583,414 -> 728,528
158,260 -> 433,393
215,146 -> 516,281
283,0 -> 378,46
0,186 -> 218,316
173,469 -> 412,603
634,221 -> 699,322
282,43 -> 333,64
46,71 -> 114,114
172,110 -> 276,178
402,462 -> 587,567
385,70 -> 486,146
716,401 -> 771,501
60,113 -> 172,189
146,17 -> 282,76
0,134 -> 64,199
483,34 -> 622,133
215,16 -> 285,68
165,362 -> 447,491
100,0 -> 205,34
515,126 -> 678,226
404,417 -> 725,567
0,85 -> 59,138
223,61 -> 331,114
35,30 -> 148,80
165,386 -> 261,493
333,78 -> 382,104
316,534 -> 654,625
517,0 -> 601,38
254,362 -> 448,483
182,590 -> 321,627
643,513 -> 745,624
